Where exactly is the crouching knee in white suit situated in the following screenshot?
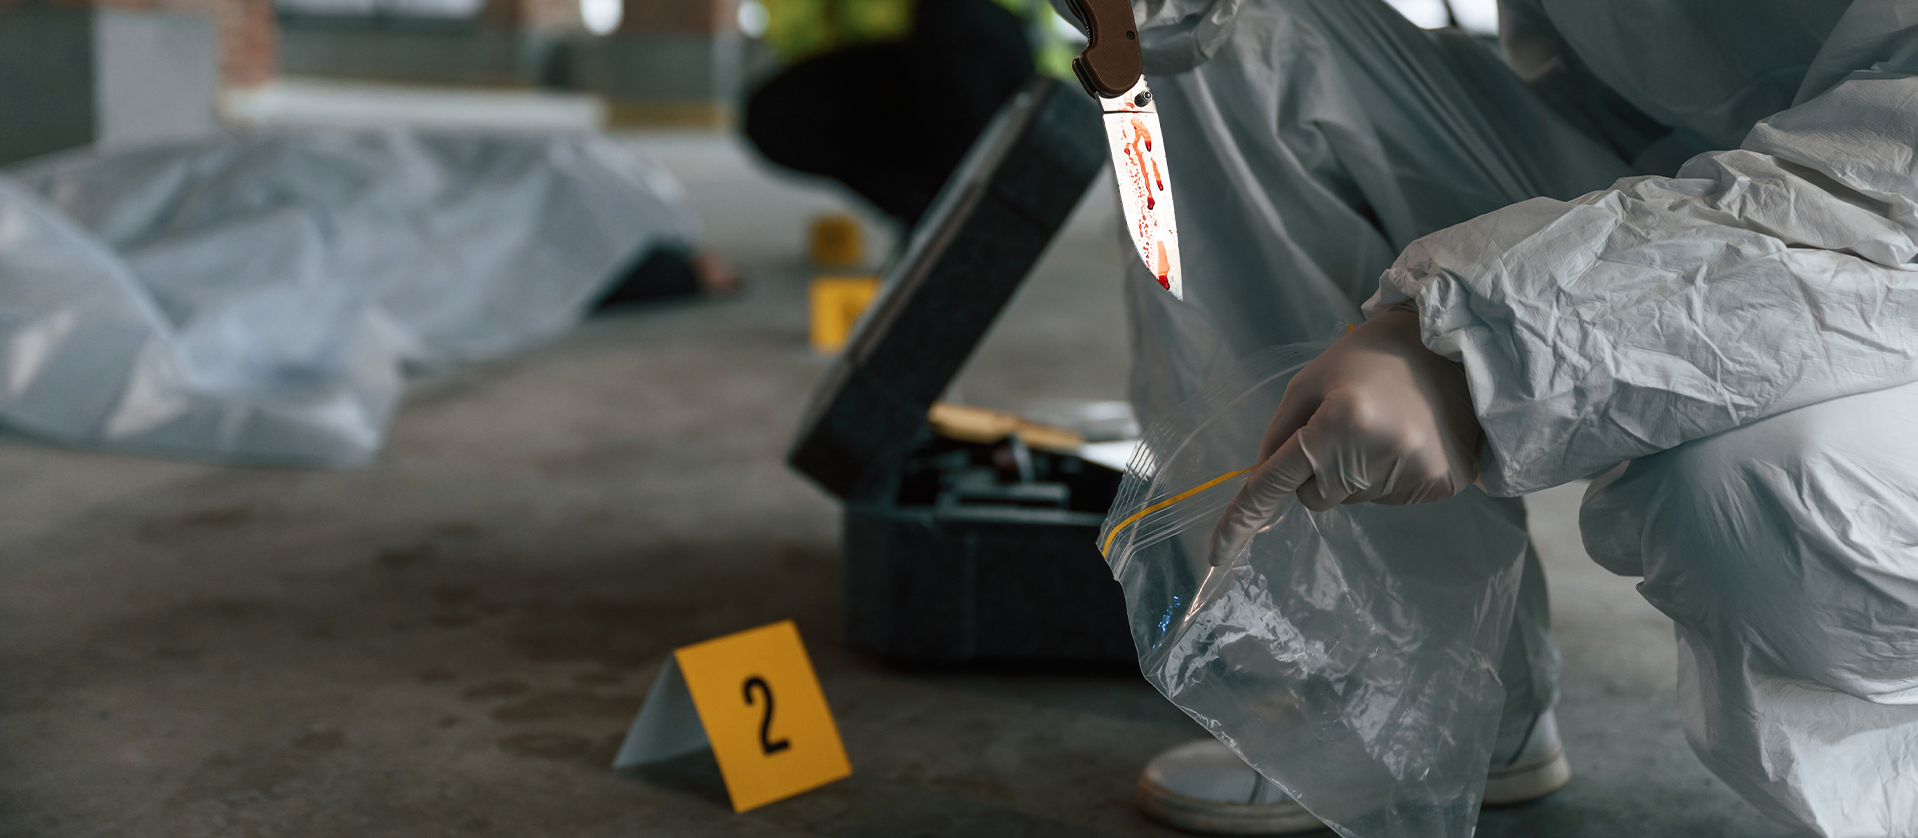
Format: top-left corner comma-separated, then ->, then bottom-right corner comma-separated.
1582,381 -> 1918,837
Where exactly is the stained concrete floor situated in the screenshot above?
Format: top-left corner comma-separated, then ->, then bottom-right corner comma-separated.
1,107 -> 1808,837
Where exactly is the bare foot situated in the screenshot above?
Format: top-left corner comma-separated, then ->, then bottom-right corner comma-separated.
692,252 -> 741,296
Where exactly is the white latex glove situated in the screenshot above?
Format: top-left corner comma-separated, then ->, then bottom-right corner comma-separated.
1209,310 -> 1483,564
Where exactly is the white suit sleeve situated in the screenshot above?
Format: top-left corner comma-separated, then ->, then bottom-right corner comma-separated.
1367,43 -> 1918,496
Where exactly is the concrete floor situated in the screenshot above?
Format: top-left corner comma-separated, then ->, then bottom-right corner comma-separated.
0,112 -> 1808,836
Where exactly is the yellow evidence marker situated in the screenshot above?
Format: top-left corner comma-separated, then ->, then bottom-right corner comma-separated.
612,620 -> 852,812
808,275 -> 883,354
809,213 -> 864,267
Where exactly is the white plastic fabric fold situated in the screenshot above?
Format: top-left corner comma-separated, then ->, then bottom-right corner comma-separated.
1367,24 -> 1918,495
0,130 -> 695,466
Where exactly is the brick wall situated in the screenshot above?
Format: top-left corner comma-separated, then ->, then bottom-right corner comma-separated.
519,0 -> 580,31
31,0 -> 278,86
176,0 -> 276,87
480,0 -> 584,31
617,0 -> 733,35
3,0 -> 743,87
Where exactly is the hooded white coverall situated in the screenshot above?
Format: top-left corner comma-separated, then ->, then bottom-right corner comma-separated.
1109,0 -> 1918,833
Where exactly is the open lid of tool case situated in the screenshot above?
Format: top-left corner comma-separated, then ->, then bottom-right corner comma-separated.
786,76 -> 1112,503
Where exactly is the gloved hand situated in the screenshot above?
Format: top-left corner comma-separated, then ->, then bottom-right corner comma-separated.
1209,309 -> 1483,565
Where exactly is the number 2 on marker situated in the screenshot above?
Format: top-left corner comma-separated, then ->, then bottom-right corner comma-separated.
664,620 -> 848,811
743,676 -> 790,755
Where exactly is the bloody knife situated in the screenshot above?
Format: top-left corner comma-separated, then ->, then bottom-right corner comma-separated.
1064,0 -> 1183,299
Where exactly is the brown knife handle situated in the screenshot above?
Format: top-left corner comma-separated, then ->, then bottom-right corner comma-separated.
1065,0 -> 1142,98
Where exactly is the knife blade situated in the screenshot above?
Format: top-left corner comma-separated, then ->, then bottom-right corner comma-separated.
1065,0 -> 1183,300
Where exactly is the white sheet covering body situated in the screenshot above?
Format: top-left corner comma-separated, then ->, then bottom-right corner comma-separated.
0,131 -> 697,465
1084,0 -> 1918,835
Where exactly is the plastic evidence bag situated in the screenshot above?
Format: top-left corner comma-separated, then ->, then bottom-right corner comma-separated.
1098,341 -> 1531,838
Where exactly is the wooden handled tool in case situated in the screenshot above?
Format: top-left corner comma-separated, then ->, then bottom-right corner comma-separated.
1064,0 -> 1143,97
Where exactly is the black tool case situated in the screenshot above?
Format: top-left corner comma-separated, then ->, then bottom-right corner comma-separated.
786,76 -> 1137,663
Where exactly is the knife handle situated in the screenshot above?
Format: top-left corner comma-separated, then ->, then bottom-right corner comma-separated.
1065,0 -> 1142,98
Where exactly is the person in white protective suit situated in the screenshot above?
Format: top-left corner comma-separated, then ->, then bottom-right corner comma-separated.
1093,0 -> 1918,835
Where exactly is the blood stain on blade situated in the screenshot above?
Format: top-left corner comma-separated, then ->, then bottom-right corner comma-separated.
1122,142 -> 1153,210
1153,241 -> 1170,290
1127,129 -> 1155,211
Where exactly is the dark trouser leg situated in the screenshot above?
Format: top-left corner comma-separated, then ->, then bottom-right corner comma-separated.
740,0 -> 1033,226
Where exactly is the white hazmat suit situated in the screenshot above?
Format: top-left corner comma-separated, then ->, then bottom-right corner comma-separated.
1105,0 -> 1918,834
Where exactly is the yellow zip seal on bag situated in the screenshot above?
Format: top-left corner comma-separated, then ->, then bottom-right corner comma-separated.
1100,466 -> 1251,556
